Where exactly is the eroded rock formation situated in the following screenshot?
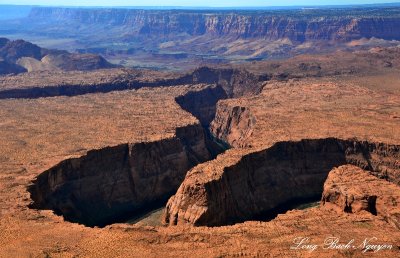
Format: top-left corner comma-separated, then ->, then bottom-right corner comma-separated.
28,8 -> 400,42
163,139 -> 400,226
0,37 -> 115,75
322,165 -> 400,229
183,67 -> 263,98
28,124 -> 225,227
210,103 -> 256,147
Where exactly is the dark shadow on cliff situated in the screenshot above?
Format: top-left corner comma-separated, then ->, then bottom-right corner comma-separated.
27,81 -> 236,227
0,66 -> 263,99
166,138 -> 400,227
175,85 -> 228,127
27,124 -> 228,227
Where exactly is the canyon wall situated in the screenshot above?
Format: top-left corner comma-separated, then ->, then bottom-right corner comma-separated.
163,139 -> 400,226
28,124 -> 224,227
178,67 -> 263,98
210,103 -> 256,147
27,82 -> 232,227
28,7 -> 400,42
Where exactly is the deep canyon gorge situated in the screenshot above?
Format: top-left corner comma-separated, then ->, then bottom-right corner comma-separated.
25,63 -> 400,232
0,4 -> 400,257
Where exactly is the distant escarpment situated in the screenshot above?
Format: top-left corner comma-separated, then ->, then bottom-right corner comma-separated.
28,124 -> 226,227
0,37 -> 115,75
28,7 -> 400,42
164,139 -> 400,226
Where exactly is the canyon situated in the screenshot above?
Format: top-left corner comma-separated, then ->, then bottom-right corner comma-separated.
164,138 -> 400,226
0,6 -> 399,255
28,124 -> 226,227
0,47 -> 394,257
2,6 -> 400,70
0,66 -> 262,98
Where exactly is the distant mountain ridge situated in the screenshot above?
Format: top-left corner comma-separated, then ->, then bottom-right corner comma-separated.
27,6 -> 400,42
0,38 -> 116,75
2,5 -> 400,70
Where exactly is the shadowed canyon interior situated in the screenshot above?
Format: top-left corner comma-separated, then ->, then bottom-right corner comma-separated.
164,139 -> 400,226
27,84 -> 231,227
2,3 -> 400,257
27,75 -> 400,228
28,124 -> 227,227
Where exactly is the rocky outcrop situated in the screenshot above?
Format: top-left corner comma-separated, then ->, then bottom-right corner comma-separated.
28,124 -> 225,227
0,38 -> 44,63
0,38 -> 115,75
210,103 -> 256,147
27,8 -> 400,42
41,53 -> 115,71
16,57 -> 59,72
163,139 -> 400,226
322,165 -> 400,229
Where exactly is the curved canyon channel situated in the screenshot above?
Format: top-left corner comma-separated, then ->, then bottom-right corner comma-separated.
27,73 -> 400,228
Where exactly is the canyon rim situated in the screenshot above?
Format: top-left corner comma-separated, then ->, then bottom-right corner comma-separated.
0,1 -> 399,258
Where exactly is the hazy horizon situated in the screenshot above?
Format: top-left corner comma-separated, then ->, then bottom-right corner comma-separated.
1,0 -> 400,7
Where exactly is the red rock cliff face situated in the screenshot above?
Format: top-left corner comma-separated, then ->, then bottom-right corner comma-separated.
163,139 -> 400,226
322,165 -> 400,230
28,124 -> 223,227
28,8 -> 400,42
210,104 -> 256,148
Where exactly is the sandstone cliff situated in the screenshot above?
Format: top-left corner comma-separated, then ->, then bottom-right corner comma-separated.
210,103 -> 256,147
322,165 -> 400,230
27,8 -> 400,42
181,67 -> 263,98
28,124 -> 224,227
163,139 -> 400,226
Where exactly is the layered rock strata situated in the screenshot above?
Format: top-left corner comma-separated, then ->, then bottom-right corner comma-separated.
28,8 -> 400,42
322,165 -> 400,230
28,124 -> 225,227
163,138 -> 400,226
0,66 -> 263,99
210,104 -> 256,147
